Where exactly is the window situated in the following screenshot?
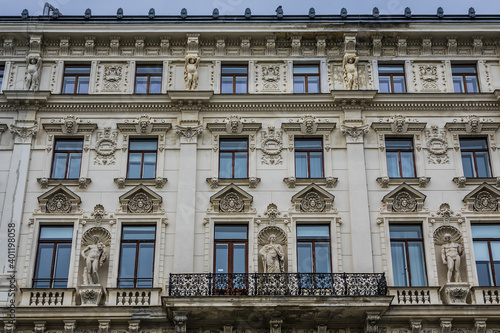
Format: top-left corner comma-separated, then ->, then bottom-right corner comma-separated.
135,65 -> 162,94
293,64 -> 320,93
214,225 -> 248,294
295,138 -> 323,178
62,66 -> 90,94
452,65 -> 479,93
127,139 -> 158,179
390,225 -> 427,287
378,65 -> 406,93
386,138 -> 416,178
219,138 -> 248,179
118,226 -> 156,288
472,224 -> 500,286
33,226 -> 73,288
0,65 -> 4,92
51,139 -> 83,179
221,65 -> 247,94
297,225 -> 331,273
460,138 -> 491,178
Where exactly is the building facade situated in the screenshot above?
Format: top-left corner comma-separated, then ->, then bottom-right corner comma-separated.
0,8 -> 499,333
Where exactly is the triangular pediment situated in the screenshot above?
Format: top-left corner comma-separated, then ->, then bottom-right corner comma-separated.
382,183 -> 426,212
291,183 -> 334,212
463,183 -> 500,212
38,184 -> 81,214
119,184 -> 162,213
210,184 -> 253,213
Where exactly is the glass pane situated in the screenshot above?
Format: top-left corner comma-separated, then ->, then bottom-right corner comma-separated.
119,244 -> 136,278
293,65 -> 319,74
400,152 -> 415,177
55,140 -> 83,150
297,243 -> 313,273
386,152 -> 400,178
452,66 -> 477,74
130,140 -> 157,150
234,152 -> 247,178
408,242 -> 427,286
297,225 -> 330,239
219,152 -> 232,178
52,153 -> 68,179
65,67 -> 90,74
53,243 -> 71,283
475,152 -> 491,177
295,139 -> 322,150
379,77 -> 391,93
137,243 -> 154,278
472,225 -> 500,238
215,225 -> 247,240
77,77 -> 89,94
393,77 -> 406,93
149,77 -> 162,93
386,139 -> 412,150
40,226 -> 73,240
460,139 -> 487,150
461,152 -> 475,177
309,152 -> 323,178
293,77 -> 305,93
135,77 -> 148,94
221,77 -> 234,93
35,244 -> 54,279
453,77 -> 465,93
295,152 -> 308,178
235,77 -> 247,93
215,244 -> 228,273
474,241 -> 493,286
466,76 -> 479,93
315,242 -> 331,273
127,153 -> 142,178
222,66 -> 247,74
142,153 -> 157,178
391,242 -> 408,286
379,65 -> 404,74
67,153 -> 82,179
136,66 -> 162,74
62,77 -> 76,94
307,76 -> 320,93
122,226 -> 156,240
491,241 -> 500,260
220,140 -> 247,150
390,225 -> 422,239
233,244 -> 246,273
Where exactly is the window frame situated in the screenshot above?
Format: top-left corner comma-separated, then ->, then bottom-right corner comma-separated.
50,138 -> 84,180
378,64 -> 407,93
293,64 -> 321,93
472,224 -> 500,286
62,65 -> 91,94
0,65 -> 4,92
126,138 -> 158,179
385,137 -> 417,178
218,137 -> 249,179
117,225 -> 156,288
459,137 -> 492,178
134,64 -> 163,94
213,225 -> 249,274
221,64 -> 248,94
296,224 -> 332,274
452,64 -> 480,93
294,137 -> 324,179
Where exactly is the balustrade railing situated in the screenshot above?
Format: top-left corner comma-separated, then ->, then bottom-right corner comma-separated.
168,273 -> 387,297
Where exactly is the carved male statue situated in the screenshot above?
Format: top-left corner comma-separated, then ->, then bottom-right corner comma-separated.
259,234 -> 285,273
184,54 -> 200,90
81,241 -> 107,284
25,55 -> 41,91
342,53 -> 359,90
441,233 -> 463,283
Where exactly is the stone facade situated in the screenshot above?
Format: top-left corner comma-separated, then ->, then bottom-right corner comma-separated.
0,8 -> 499,333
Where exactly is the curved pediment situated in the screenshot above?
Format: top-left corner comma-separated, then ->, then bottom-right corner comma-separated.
38,184 -> 81,214
291,183 -> 334,212
382,183 -> 426,212
463,183 -> 500,212
210,184 -> 253,213
119,184 -> 162,213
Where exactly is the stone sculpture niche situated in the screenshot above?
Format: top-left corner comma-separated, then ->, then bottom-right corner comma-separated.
184,54 -> 199,90
342,52 -> 358,90
81,227 -> 111,285
25,54 -> 42,91
258,226 -> 287,273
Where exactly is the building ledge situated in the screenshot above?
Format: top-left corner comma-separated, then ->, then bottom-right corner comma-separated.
452,177 -> 500,188
114,177 -> 168,189
283,177 -> 338,188
376,177 -> 430,188
37,177 -> 91,189
206,177 -> 260,189
107,288 -> 162,306
20,288 -> 76,306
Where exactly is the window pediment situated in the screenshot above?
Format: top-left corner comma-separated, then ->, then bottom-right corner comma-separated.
38,184 -> 81,214
42,115 -> 97,135
117,114 -> 172,135
206,114 -> 262,135
119,184 -> 163,214
281,115 -> 335,135
445,114 -> 500,134
291,183 -> 335,212
209,184 -> 253,213
382,183 -> 426,212
463,182 -> 500,212
372,114 -> 426,134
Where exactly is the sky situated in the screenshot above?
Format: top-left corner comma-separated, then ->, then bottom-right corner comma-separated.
0,0 -> 499,17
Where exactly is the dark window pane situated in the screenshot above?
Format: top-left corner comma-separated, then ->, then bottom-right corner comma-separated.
293,65 -> 319,74
453,77 -> 464,93
65,67 -> 90,74
315,242 -> 331,273
77,77 -> 89,94
472,225 -> 500,238
297,225 -> 330,239
55,140 -> 83,150
122,226 -> 156,240
130,140 -> 157,150
297,243 -> 313,273
137,243 -> 154,278
127,153 -> 142,178
40,227 -> 73,240
35,244 -> 54,280
53,244 -> 71,281
379,77 -> 391,93
392,77 -> 406,93
386,139 -> 412,150
461,152 -> 475,177
220,140 -> 247,150
221,77 -> 234,93
452,66 -> 477,74
460,139 -> 487,150
136,66 -> 162,74
233,244 -> 246,273
119,243 -> 136,278
475,152 -> 491,177
235,77 -> 247,93
215,225 -> 247,239
307,76 -> 320,93
379,65 -> 404,74
222,66 -> 247,74
390,225 -> 422,239
215,243 -> 228,273
294,77 -> 306,93
149,77 -> 162,93
62,77 -> 76,94
295,139 -> 322,150
135,77 -> 148,94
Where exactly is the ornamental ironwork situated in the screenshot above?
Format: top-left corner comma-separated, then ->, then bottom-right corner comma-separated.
392,191 -> 417,212
473,191 -> 498,211
47,193 -> 72,213
168,272 -> 387,297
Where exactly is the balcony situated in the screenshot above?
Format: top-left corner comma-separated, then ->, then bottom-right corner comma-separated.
168,273 -> 387,297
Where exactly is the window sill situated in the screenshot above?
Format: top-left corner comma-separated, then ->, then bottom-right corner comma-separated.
37,177 -> 91,189
114,177 -> 167,189
376,177 -> 430,188
206,177 -> 261,189
453,176 -> 500,188
283,177 -> 338,189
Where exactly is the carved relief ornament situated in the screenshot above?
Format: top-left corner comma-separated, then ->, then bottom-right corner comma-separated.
445,115 -> 500,151
341,123 -> 369,143
261,127 -> 283,165
209,184 -> 253,213
38,185 -> 81,214
119,184 -> 163,214
291,184 -> 334,213
425,126 -> 449,164
94,128 -> 118,165
207,115 -> 262,135
281,115 -> 335,136
10,123 -> 38,142
256,63 -> 287,93
117,115 -> 172,135
463,183 -> 500,212
382,183 -> 426,213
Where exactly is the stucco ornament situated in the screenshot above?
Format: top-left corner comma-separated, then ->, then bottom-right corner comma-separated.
47,193 -> 72,213
434,225 -> 463,283
392,191 -> 417,212
419,65 -> 438,91
258,226 -> 287,273
220,193 -> 244,212
81,227 -> 111,285
128,193 -> 153,213
300,192 -> 326,212
264,203 -> 280,222
341,124 -> 369,143
184,54 -> 199,90
473,191 -> 498,211
342,52 -> 359,90
426,126 -> 449,164
261,65 -> 280,91
10,123 -> 38,142
103,65 -> 122,92
91,204 -> 106,222
300,114 -> 318,134
94,128 -> 118,165
175,125 -> 203,140
261,127 -> 283,165
225,114 -> 243,134
25,55 -> 41,91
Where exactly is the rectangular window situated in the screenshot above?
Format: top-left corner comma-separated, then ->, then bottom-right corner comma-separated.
62,66 -> 90,94
51,139 -> 83,179
219,138 -> 248,179
386,138 -> 416,178
118,225 -> 156,288
452,65 -> 479,93
297,225 -> 331,273
472,224 -> 500,286
127,139 -> 158,179
221,65 -> 248,94
33,226 -> 73,288
0,65 -> 4,92
390,225 -> 427,287
295,138 -> 324,178
460,138 -> 491,178
135,65 -> 162,94
293,64 -> 320,93
378,65 -> 406,93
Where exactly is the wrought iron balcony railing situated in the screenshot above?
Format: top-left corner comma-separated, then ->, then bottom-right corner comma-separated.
168,273 -> 387,297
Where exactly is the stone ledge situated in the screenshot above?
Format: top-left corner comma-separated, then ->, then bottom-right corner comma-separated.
452,177 -> 500,188
283,177 -> 338,188
206,177 -> 260,189
37,177 -> 91,189
114,177 -> 167,189
376,177 -> 430,188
